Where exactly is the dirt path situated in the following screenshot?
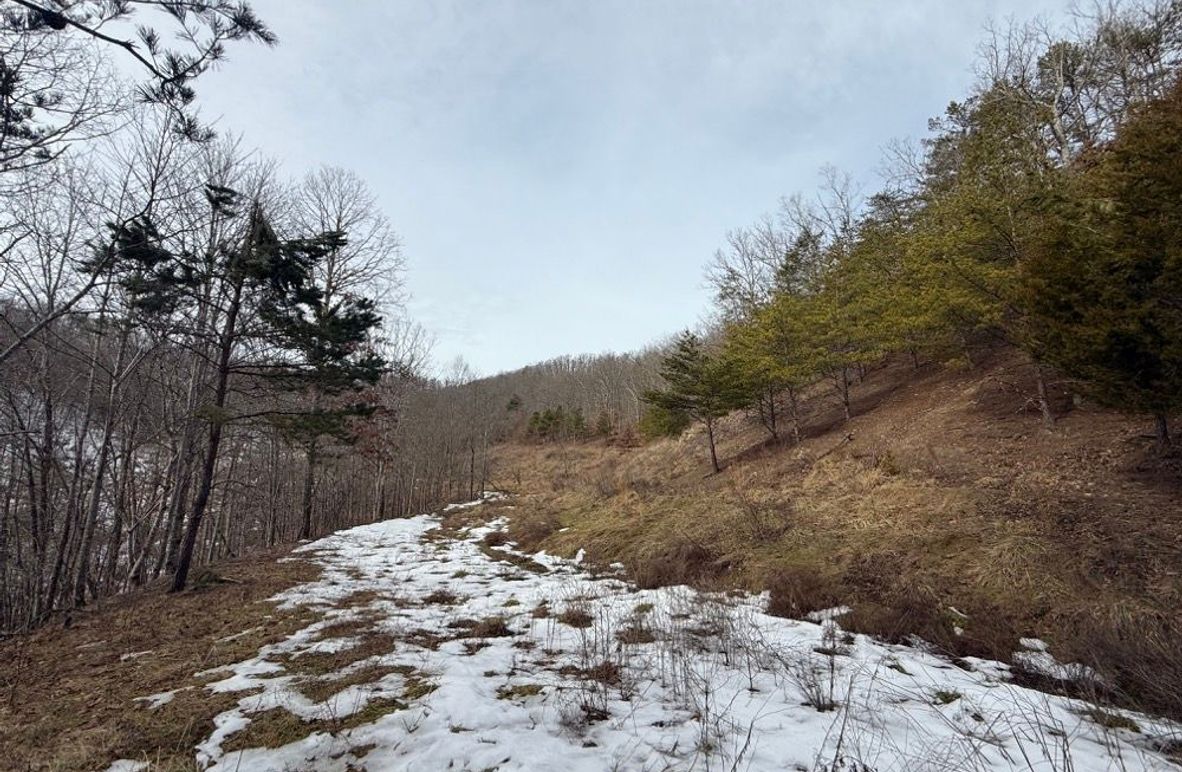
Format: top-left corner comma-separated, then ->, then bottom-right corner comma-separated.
90,496 -> 1180,772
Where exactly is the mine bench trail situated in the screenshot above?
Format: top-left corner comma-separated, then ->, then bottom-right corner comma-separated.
110,495 -> 1180,772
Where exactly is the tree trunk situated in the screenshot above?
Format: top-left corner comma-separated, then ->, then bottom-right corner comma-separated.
1154,413 -> 1171,452
299,440 -> 318,540
1034,362 -> 1055,429
764,386 -> 778,441
72,327 -> 131,607
787,388 -> 802,444
837,368 -> 852,422
706,420 -> 721,474
170,273 -> 245,593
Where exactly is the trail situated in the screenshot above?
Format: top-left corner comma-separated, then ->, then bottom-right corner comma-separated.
116,495 -> 1179,771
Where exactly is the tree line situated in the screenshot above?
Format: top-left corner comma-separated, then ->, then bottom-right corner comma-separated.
645,1 -> 1182,472
0,3 -> 500,632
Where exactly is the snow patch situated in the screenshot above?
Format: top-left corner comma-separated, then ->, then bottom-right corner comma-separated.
164,494 -> 1179,772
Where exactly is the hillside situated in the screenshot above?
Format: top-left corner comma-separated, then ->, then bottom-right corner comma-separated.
2,493 -> 1180,771
488,350 -> 1182,719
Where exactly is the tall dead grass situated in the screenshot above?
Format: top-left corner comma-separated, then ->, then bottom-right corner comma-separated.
487,354 -> 1182,720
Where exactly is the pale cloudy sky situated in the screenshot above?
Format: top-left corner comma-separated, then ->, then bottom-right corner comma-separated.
196,0 -> 1072,375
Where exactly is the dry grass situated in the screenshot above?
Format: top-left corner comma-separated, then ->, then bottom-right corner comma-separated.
489,350 -> 1182,718
477,543 -> 549,574
295,663 -> 416,704
277,630 -> 400,676
468,616 -> 514,638
496,683 -> 544,700
556,606 -> 594,629
422,589 -> 461,605
312,614 -> 382,641
221,697 -> 409,754
0,549 -> 318,771
616,626 -> 656,645
220,707 -> 314,754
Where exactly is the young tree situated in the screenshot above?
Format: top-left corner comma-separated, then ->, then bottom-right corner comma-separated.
725,291 -> 818,443
270,291 -> 386,541
645,331 -> 746,473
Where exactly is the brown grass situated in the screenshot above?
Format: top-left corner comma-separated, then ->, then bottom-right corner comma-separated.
496,683 -> 544,700
488,349 -> 1182,718
221,697 -> 409,754
616,626 -> 656,645
581,660 -> 622,685
482,530 -> 511,547
277,631 -> 400,676
477,543 -> 549,574
0,549 -> 318,771
422,589 -> 461,605
556,607 -> 594,628
295,663 -> 416,704
220,707 -> 315,754
467,616 -> 514,638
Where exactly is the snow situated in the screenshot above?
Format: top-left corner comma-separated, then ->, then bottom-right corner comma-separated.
805,605 -> 851,622
105,762 -> 148,772
134,688 -> 187,709
148,496 -> 1178,771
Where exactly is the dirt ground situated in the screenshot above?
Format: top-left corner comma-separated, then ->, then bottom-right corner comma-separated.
0,550 -> 318,771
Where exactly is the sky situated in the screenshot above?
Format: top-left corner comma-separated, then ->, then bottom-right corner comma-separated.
195,0 -> 1073,376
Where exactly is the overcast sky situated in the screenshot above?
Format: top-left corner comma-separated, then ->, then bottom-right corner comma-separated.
197,0 -> 1072,376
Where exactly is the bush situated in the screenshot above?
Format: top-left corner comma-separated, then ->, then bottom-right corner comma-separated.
766,565 -> 841,618
632,537 -> 725,589
526,405 -> 590,442
638,403 -> 690,441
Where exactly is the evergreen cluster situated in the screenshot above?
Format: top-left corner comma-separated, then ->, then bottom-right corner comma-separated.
648,9 -> 1182,469
526,405 -> 590,442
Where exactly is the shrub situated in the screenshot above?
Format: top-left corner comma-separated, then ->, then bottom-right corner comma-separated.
766,566 -> 841,618
638,403 -> 690,441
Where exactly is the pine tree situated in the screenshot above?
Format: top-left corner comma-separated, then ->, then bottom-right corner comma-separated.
1024,79 -> 1182,450
724,293 -> 817,443
267,286 -> 386,541
103,185 -> 387,589
645,332 -> 747,473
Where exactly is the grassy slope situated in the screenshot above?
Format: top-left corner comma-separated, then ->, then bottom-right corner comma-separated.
490,349 -> 1182,715
0,551 -> 318,771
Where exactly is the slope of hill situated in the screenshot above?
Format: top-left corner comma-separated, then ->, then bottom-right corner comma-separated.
488,350 -> 1182,719
3,495 -> 1179,771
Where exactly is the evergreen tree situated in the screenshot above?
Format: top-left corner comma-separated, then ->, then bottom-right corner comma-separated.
638,403 -> 691,441
1024,79 -> 1182,449
724,294 -> 816,443
103,185 -> 386,589
267,287 -> 386,541
645,331 -> 747,473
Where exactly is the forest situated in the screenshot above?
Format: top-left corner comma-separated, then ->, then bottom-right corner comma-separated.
1,0 -> 1179,629
2,2 -> 1182,770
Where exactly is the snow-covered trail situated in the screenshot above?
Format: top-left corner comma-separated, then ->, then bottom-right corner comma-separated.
134,496 -> 1179,771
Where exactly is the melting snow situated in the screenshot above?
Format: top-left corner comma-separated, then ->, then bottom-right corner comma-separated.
139,496 -> 1178,771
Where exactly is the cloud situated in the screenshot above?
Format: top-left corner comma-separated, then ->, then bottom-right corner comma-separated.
198,0 -> 1073,374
